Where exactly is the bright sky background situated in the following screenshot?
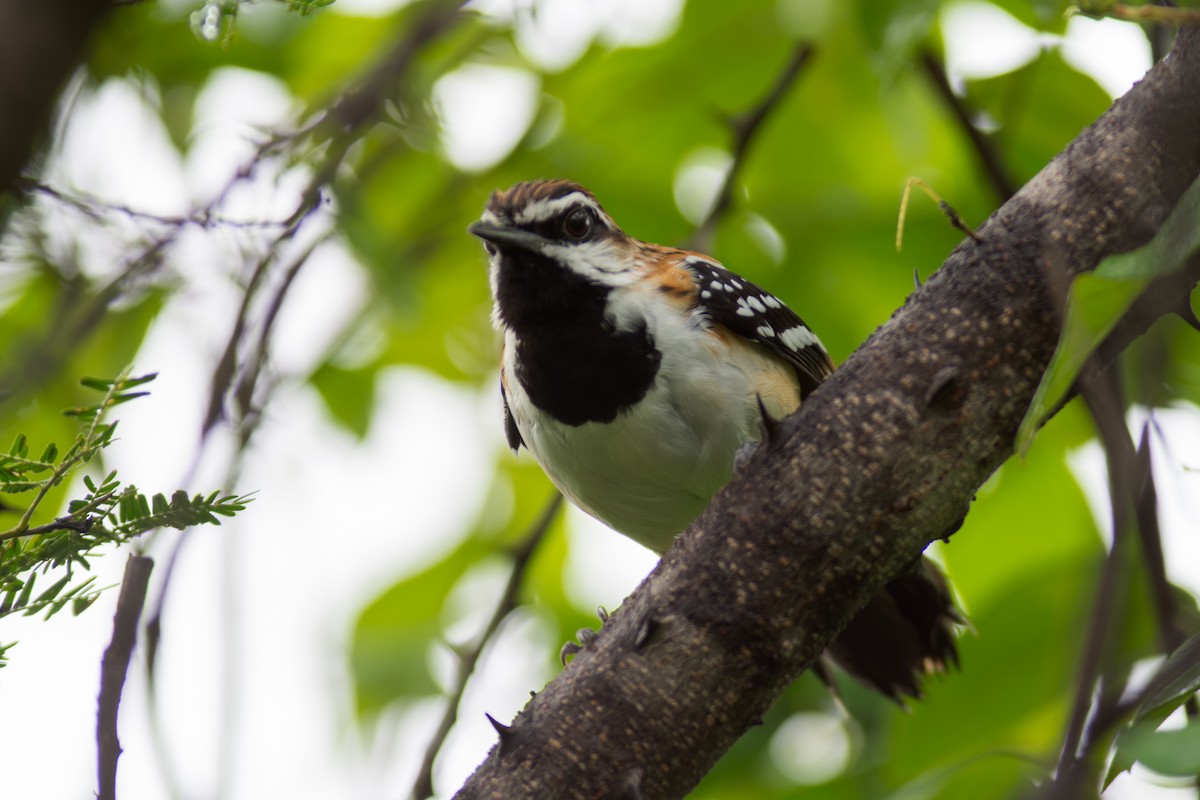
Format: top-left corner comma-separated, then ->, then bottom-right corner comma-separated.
1,2 -> 1196,799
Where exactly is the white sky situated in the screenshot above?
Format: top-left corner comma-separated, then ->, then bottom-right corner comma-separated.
1,2 -> 1192,799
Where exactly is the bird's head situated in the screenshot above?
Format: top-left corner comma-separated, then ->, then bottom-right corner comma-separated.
470,180 -> 646,329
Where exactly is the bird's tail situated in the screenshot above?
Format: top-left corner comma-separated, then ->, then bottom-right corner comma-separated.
823,556 -> 962,703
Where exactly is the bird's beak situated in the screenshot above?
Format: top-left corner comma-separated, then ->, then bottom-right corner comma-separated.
468,221 -> 549,252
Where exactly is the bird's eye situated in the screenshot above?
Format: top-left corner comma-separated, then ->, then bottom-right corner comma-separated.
561,207 -> 592,240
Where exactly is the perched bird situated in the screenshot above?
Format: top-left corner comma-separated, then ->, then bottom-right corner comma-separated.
470,179 -> 958,700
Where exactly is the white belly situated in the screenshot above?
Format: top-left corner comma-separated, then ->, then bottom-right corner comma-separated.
503,320 -> 799,554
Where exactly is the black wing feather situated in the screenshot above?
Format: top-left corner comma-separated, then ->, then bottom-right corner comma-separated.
501,379 -> 524,451
683,260 -> 834,397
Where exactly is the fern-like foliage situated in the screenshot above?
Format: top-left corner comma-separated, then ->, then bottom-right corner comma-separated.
0,371 -> 251,665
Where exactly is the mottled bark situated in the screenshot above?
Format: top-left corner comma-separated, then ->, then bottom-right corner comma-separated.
455,31 -> 1200,800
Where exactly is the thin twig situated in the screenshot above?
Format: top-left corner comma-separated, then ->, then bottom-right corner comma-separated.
1055,363 -> 1137,793
685,43 -> 816,252
896,177 -> 981,251
96,554 -> 154,800
918,48 -> 1018,202
134,4 -> 473,793
234,230 -> 333,422
1130,426 -> 1185,652
23,180 -> 294,230
1083,2 -> 1200,25
1,513 -> 96,541
200,194 -> 325,436
409,493 -> 563,800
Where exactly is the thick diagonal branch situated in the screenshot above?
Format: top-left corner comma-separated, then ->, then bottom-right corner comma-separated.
455,29 -> 1200,800
0,2 -> 109,198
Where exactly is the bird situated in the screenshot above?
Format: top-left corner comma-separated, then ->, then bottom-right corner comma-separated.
470,179 -> 959,701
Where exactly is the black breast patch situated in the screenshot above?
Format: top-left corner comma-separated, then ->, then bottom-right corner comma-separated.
495,245 -> 663,426
514,319 -> 661,426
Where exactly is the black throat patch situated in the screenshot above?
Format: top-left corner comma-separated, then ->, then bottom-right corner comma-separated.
496,250 -> 661,426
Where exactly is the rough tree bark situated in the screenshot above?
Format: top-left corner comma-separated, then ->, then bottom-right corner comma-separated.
454,31 -> 1200,800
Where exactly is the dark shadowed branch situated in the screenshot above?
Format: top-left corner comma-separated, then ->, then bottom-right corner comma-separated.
1052,363 -> 1140,796
453,28 -> 1200,800
97,554 -> 154,800
685,42 -> 816,253
918,47 -> 1019,203
0,2 -> 110,199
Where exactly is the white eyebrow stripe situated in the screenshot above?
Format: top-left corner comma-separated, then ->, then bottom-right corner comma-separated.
516,193 -> 607,225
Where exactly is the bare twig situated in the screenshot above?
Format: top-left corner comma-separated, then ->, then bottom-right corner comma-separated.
1079,2 -> 1200,25
0,511 -> 95,542
23,180 -> 294,230
1130,426 -> 1186,653
97,554 -> 154,800
918,47 -> 1019,202
132,3 -> 473,793
1054,364 -> 1134,793
409,493 -> 563,800
200,195 -> 326,436
234,231 -> 333,424
896,176 -> 981,251
685,43 -> 816,252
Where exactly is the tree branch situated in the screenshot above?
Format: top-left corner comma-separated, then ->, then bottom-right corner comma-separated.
453,28 -> 1200,800
410,494 -> 562,800
96,553 -> 154,800
0,1 -> 109,198
685,42 -> 815,253
918,46 -> 1019,202
1053,364 -> 1139,795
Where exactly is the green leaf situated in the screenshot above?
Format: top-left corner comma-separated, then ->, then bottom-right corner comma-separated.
1017,173 -> 1200,453
987,0 -> 1071,33
14,572 -> 34,611
1105,633 -> 1200,786
309,362 -> 378,439
1135,632 -> 1200,724
109,391 -> 151,406
117,372 -> 158,389
350,537 -> 490,714
79,376 -> 115,391
73,595 -> 99,616
1118,722 -> 1200,779
287,0 -> 336,15
29,574 -> 70,609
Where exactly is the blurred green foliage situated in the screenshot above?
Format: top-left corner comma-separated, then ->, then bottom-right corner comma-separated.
2,0 -> 1198,797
